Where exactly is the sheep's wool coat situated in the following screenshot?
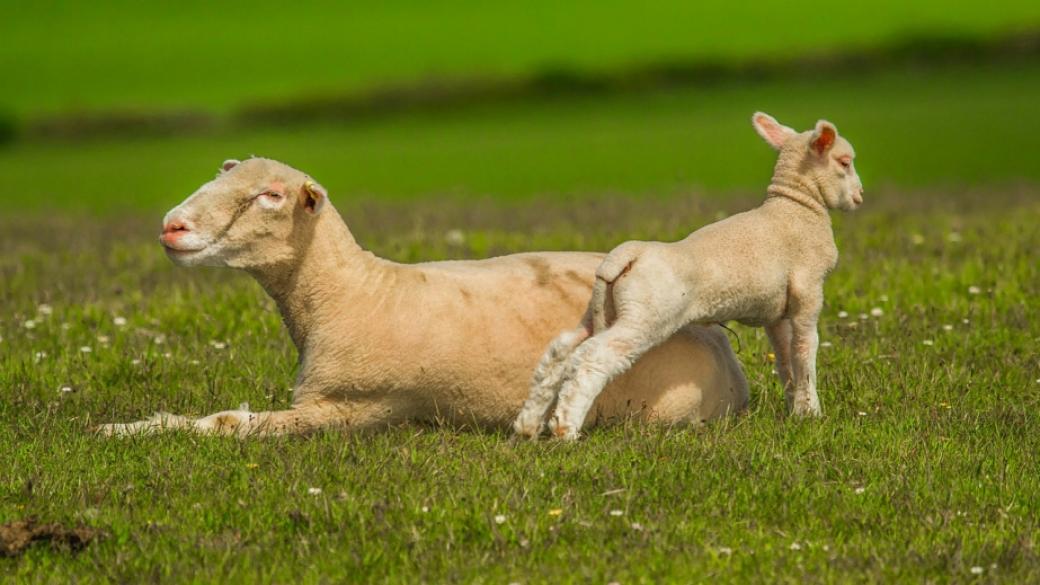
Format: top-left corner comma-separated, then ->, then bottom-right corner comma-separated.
99,158 -> 749,436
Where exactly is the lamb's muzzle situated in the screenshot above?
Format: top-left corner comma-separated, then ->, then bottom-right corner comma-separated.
98,157 -> 749,437
515,112 -> 863,440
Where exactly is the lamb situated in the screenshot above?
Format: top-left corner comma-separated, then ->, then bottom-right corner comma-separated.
98,157 -> 749,436
514,113 -> 863,440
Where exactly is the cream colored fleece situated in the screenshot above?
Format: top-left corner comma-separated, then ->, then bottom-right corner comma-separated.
98,158 -> 749,436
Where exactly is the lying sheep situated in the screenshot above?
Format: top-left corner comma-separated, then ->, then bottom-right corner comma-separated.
515,113 -> 863,440
98,158 -> 749,436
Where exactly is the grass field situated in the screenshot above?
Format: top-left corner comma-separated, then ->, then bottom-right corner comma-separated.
3,3 -> 1040,581
3,0 -> 1038,117
3,60 -> 1040,215
2,184 -> 1039,582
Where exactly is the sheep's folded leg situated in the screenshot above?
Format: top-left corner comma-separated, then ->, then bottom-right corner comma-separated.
97,402 -> 341,437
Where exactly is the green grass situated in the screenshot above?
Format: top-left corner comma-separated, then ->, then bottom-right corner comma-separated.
2,0 -> 1038,116
1,187 -> 1039,582
3,61 -> 1040,215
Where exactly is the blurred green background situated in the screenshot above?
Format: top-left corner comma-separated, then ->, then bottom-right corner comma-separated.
1,0 -> 1039,215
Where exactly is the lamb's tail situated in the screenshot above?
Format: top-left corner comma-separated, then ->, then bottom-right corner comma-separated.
591,245 -> 640,331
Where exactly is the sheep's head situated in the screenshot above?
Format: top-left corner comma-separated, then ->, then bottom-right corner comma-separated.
159,158 -> 327,269
752,112 -> 863,211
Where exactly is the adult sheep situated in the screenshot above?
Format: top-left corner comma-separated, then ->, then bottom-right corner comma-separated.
99,158 -> 748,436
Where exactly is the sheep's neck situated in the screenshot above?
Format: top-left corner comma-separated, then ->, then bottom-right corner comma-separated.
250,208 -> 386,356
765,162 -> 829,218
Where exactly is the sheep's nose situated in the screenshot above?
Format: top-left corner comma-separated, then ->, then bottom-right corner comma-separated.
161,220 -> 190,242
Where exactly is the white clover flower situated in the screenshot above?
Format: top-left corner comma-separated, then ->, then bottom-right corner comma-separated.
494,514 -> 506,525
922,340 -> 934,346
210,341 -> 227,350
609,509 -> 624,517
968,286 -> 981,295
943,324 -> 953,331
38,304 -> 53,315
154,335 -> 166,345
80,346 -> 92,353
163,352 -> 172,358
820,341 -> 832,348
24,320 -> 36,329
445,229 -> 466,245
113,316 -> 127,327
60,386 -> 73,393
34,351 -> 47,362
307,487 -> 322,495
837,311 -> 848,319
858,313 -> 868,321
421,506 -> 429,513
947,232 -> 963,243
97,335 -> 110,344
857,411 -> 867,417
718,546 -> 733,555
630,522 -> 644,531
854,486 -> 866,494
131,359 -> 142,365
970,566 -> 983,575
870,307 -> 883,317
789,542 -> 802,551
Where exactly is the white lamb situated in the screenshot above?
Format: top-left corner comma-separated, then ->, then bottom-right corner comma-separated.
514,112 -> 863,440
98,157 -> 749,436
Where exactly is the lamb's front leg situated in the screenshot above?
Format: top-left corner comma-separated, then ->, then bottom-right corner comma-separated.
765,319 -> 795,409
788,313 -> 822,417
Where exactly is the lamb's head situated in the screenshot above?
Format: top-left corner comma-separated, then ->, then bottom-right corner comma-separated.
160,158 -> 328,269
752,112 -> 863,211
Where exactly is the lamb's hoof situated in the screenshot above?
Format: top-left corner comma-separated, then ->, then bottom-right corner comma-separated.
547,418 -> 580,441
512,416 -> 544,440
790,404 -> 822,418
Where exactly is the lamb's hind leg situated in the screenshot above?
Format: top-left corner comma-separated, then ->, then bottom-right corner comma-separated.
549,318 -> 673,440
513,322 -> 592,438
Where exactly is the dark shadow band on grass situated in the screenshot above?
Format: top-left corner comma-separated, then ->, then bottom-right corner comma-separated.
15,28 -> 1040,143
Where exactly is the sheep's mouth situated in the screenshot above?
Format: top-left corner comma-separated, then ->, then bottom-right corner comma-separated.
161,241 -> 208,255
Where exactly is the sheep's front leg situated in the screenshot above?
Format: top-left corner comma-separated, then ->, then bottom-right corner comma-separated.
788,308 -> 823,417
514,324 -> 591,438
765,319 -> 795,408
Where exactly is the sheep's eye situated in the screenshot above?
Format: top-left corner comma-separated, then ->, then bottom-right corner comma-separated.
838,158 -> 852,169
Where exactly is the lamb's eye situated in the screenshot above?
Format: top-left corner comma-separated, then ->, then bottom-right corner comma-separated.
838,158 -> 851,169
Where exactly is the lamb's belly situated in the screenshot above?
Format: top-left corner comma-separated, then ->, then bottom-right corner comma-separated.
713,288 -> 787,327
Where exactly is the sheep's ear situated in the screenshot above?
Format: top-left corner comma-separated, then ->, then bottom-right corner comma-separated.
220,159 -> 240,173
301,180 -> 327,215
752,112 -> 796,150
809,120 -> 837,156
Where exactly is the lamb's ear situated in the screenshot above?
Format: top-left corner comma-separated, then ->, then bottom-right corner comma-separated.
810,120 -> 837,156
220,159 -> 240,173
752,112 -> 796,150
301,180 -> 327,215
